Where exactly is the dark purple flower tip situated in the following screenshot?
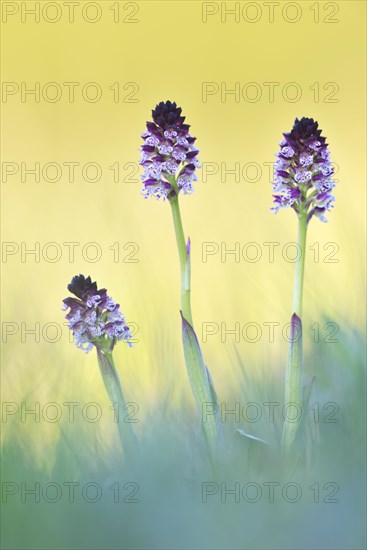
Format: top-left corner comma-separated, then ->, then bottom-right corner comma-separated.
290,313 -> 302,342
186,237 -> 191,257
152,101 -> 185,130
68,275 -> 99,301
289,117 -> 321,141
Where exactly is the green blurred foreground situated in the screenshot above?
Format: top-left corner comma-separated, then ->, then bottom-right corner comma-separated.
1,327 -> 366,549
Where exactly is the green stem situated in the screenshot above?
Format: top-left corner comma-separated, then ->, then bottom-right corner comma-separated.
169,190 -> 220,460
181,314 -> 219,461
292,213 -> 308,318
169,194 -> 193,326
281,213 -> 308,454
97,349 -> 138,459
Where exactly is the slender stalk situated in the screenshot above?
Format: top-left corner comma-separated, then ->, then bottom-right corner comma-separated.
281,212 -> 308,454
292,212 -> 308,318
97,348 -> 138,459
169,194 -> 193,326
169,190 -> 220,459
281,313 -> 303,453
286,212 -> 308,413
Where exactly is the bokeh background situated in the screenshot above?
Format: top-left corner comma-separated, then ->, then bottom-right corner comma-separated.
1,1 -> 366,548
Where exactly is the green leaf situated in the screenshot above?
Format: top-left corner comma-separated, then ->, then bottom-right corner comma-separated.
97,349 -> 138,459
181,312 -> 220,454
300,376 -> 319,464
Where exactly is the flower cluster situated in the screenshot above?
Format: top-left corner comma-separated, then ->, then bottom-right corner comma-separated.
63,275 -> 132,353
272,117 -> 335,222
139,101 -> 200,200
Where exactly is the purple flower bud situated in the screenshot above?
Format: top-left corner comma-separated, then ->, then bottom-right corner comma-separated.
139,101 -> 200,200
186,237 -> 191,257
272,117 -> 335,221
63,275 -> 133,353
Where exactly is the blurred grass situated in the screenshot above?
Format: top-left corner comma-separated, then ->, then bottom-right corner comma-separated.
1,319 -> 366,549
